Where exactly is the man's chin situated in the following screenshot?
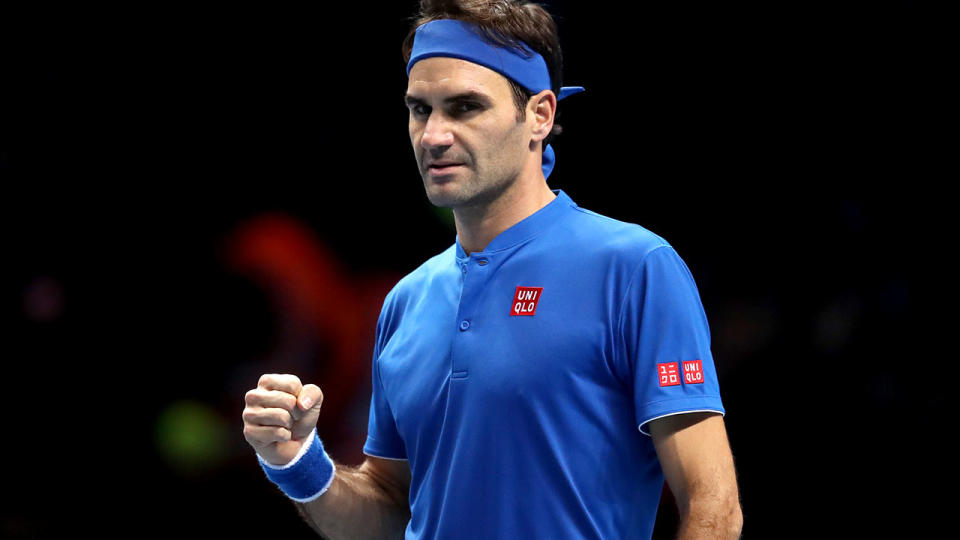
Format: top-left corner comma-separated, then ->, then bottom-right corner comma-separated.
424,191 -> 460,209
423,178 -> 465,208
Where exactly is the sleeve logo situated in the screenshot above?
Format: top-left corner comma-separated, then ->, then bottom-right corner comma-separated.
657,362 -> 680,387
683,360 -> 704,384
510,286 -> 543,316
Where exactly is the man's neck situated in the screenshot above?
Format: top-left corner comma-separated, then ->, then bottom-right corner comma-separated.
454,178 -> 557,256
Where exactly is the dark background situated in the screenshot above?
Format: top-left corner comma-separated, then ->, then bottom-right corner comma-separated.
4,1 -> 942,537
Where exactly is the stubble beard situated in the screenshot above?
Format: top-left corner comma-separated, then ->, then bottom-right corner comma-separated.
422,133 -> 525,212
422,162 -> 519,213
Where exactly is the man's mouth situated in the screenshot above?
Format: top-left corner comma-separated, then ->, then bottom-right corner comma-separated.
427,161 -> 465,174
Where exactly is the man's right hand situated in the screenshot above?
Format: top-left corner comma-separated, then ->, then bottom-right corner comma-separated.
243,373 -> 325,466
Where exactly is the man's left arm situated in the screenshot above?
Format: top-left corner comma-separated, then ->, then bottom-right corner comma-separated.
649,412 -> 743,539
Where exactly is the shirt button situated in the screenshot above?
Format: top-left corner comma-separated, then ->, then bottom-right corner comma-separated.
459,320 -> 470,331
477,259 -> 488,266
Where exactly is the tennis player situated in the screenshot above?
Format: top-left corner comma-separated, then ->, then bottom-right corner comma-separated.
243,1 -> 742,538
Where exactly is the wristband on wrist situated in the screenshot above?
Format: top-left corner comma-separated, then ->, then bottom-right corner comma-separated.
257,427 -> 336,502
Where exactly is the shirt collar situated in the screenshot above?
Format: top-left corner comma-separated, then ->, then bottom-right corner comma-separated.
455,188 -> 576,261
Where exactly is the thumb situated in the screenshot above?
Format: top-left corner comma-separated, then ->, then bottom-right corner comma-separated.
291,384 -> 324,440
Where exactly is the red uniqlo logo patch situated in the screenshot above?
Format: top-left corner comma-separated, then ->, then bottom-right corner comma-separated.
683,360 -> 704,384
658,362 -> 680,387
510,286 -> 543,316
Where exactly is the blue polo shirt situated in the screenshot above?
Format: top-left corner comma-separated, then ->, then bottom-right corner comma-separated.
363,188 -> 725,539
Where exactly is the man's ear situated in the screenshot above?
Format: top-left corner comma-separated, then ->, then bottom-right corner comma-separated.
528,89 -> 557,143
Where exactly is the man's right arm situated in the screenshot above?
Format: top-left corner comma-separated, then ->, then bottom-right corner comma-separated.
293,456 -> 411,539
243,374 -> 411,539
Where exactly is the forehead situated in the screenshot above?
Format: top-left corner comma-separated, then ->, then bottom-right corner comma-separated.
406,56 -> 512,100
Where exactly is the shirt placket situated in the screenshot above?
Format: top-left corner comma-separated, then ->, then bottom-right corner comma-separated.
451,253 -> 493,379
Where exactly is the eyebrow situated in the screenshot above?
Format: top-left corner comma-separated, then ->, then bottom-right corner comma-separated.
403,91 -> 493,108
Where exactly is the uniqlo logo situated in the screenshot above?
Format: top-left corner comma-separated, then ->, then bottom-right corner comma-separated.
658,362 -> 680,387
510,286 -> 543,316
683,360 -> 704,384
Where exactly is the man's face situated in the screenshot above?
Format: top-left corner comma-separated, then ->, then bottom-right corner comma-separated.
405,57 -> 530,209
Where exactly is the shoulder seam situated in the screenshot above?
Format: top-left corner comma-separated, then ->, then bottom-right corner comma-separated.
570,205 -> 628,226
569,207 -> 671,246
614,244 -> 674,369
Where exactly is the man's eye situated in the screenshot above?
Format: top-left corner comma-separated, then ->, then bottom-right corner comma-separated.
412,105 -> 429,116
456,102 -> 479,113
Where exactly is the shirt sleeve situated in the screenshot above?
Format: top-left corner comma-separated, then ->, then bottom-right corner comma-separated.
362,293 -> 408,460
619,244 -> 726,436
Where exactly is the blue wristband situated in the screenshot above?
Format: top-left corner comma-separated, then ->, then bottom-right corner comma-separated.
257,428 -> 336,502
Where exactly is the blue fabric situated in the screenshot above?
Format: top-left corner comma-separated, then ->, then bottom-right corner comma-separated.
406,18 -> 585,180
406,19 -> 584,99
257,429 -> 335,502
363,189 -> 725,539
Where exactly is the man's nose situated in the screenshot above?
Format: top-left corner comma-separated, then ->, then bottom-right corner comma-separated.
420,112 -> 454,150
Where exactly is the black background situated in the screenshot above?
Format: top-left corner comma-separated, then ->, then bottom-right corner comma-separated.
4,1 -> 943,537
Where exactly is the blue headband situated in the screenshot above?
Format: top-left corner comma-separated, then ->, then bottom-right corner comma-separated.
406,18 -> 585,179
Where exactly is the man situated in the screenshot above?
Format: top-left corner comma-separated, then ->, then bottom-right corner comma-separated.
242,1 -> 742,538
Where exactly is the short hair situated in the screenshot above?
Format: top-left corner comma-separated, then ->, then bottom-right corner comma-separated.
402,0 -> 565,146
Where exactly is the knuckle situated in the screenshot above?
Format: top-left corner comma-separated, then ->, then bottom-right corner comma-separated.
260,409 -> 278,424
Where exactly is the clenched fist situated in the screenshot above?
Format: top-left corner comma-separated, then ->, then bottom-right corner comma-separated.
243,374 -> 324,466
